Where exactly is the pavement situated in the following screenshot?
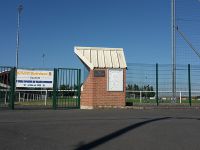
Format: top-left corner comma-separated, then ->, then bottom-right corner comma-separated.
0,109 -> 200,150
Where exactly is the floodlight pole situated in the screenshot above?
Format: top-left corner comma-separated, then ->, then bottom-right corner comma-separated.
172,0 -> 176,102
16,4 -> 23,68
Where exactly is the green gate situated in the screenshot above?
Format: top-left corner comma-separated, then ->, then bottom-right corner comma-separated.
53,68 -> 81,109
0,66 -> 15,109
0,67 -> 81,110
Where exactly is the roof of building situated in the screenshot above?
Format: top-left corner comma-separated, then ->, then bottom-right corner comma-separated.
74,46 -> 127,70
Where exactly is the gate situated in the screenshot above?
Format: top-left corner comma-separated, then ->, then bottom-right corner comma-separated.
0,66 -> 15,109
53,68 -> 81,109
0,67 -> 81,110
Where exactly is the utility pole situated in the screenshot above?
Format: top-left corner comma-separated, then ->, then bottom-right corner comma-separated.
16,4 -> 23,68
172,0 -> 176,103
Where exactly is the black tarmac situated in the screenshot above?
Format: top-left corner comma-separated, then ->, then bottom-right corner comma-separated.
0,109 -> 200,150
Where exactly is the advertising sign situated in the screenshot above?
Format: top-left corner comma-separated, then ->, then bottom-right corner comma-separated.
16,69 -> 54,88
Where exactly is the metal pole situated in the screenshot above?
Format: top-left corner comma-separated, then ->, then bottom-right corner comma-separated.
16,4 -> 23,68
78,69 -> 81,108
156,63 -> 159,106
172,0 -> 176,103
9,67 -> 16,110
188,64 -> 192,106
53,68 -> 58,109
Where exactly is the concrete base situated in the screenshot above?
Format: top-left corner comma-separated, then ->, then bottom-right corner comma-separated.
80,105 -> 94,109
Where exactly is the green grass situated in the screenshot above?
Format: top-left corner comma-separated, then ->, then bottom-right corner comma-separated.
15,98 -> 79,107
15,99 -> 53,106
126,98 -> 200,105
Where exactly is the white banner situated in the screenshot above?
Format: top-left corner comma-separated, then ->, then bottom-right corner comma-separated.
16,69 -> 54,88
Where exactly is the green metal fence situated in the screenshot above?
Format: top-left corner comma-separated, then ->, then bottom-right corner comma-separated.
0,66 -> 15,109
126,64 -> 200,106
53,68 -> 81,109
0,67 -> 81,110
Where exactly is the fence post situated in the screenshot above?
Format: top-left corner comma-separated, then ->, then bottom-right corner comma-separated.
156,63 -> 159,106
188,64 -> 191,106
53,68 -> 57,109
9,67 -> 16,110
179,91 -> 182,104
77,69 -> 81,109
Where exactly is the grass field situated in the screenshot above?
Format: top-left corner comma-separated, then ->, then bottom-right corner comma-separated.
15,98 -> 79,107
126,98 -> 200,105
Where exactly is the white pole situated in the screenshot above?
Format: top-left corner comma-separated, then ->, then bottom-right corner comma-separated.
27,93 -> 29,101
4,91 -> 7,104
140,91 -> 142,103
23,93 -> 25,102
180,91 -> 182,103
45,90 -> 47,106
18,92 -> 20,102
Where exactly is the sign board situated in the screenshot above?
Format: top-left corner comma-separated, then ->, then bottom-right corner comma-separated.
108,69 -> 123,91
16,69 -> 54,88
94,70 -> 105,77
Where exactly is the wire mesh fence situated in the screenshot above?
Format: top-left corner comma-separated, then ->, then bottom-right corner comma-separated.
126,63 -> 200,106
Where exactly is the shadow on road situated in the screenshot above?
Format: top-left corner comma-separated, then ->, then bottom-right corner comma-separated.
75,117 -> 171,150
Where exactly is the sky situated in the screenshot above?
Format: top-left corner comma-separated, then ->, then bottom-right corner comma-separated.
0,0 -> 172,69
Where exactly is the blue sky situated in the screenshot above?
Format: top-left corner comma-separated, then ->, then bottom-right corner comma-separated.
0,0 -> 172,68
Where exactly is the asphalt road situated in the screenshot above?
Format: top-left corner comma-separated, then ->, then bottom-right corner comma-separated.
0,109 -> 200,150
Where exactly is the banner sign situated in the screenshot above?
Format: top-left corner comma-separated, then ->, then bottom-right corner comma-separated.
16,69 -> 54,88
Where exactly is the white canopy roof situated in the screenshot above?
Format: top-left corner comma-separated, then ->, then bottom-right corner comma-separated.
74,46 -> 127,70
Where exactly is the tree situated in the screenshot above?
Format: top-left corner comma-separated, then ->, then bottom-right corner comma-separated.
126,83 -> 155,98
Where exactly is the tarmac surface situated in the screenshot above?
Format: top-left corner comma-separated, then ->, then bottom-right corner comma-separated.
0,109 -> 200,150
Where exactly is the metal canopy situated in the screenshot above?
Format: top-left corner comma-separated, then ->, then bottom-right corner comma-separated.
74,46 -> 127,70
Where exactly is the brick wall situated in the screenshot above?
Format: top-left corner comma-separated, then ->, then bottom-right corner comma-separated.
81,68 -> 126,109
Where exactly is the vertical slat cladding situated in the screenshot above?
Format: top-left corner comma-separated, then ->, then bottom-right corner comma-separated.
91,50 -> 98,68
79,49 -> 84,56
117,50 -> 127,68
75,47 -> 126,70
116,51 -> 121,68
84,49 -> 91,63
98,50 -> 105,68
104,50 -> 112,68
111,50 -> 119,68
